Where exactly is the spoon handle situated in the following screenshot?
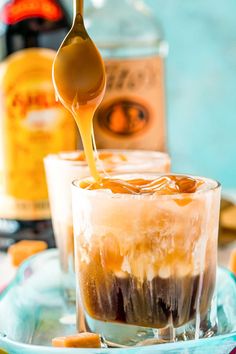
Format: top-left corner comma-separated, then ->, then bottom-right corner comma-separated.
74,0 -> 84,16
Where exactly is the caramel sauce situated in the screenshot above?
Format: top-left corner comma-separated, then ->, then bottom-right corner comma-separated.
53,0 -> 106,181
52,2 -> 202,197
80,175 -> 203,195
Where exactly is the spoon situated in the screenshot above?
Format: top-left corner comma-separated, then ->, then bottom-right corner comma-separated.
52,0 -> 106,180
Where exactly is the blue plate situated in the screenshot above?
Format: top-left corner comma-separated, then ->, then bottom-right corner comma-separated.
0,250 -> 235,353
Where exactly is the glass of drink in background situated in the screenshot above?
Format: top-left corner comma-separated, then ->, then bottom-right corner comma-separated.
44,151 -> 170,301
72,173 -> 221,346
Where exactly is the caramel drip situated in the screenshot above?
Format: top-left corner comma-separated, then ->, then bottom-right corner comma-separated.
80,175 -> 203,195
53,0 -> 106,181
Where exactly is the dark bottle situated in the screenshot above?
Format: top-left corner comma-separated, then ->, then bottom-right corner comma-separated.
0,0 -> 77,247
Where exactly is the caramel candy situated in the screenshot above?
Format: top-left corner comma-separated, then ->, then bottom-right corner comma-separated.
221,206 -> 236,230
0,349 -> 8,354
52,333 -> 101,348
8,240 -> 48,267
229,249 -> 236,275
220,198 -> 234,211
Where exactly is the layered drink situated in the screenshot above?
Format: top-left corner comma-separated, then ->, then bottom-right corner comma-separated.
44,151 -> 170,299
72,173 -> 221,342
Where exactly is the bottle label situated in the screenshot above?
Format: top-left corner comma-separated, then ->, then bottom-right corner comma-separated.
93,56 -> 166,151
0,48 -> 76,220
0,0 -> 63,25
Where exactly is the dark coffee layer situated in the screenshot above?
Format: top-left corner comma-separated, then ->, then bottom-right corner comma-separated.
78,269 -> 215,329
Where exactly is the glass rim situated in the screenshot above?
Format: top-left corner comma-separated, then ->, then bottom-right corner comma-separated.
72,172 -> 221,200
44,149 -> 170,167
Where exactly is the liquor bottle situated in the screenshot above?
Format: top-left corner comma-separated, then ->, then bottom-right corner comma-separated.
84,0 -> 168,151
0,0 -> 77,247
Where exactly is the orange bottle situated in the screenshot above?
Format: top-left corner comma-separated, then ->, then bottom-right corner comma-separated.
0,0 -> 77,246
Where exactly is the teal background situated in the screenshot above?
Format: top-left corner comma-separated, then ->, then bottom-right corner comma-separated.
64,0 -> 236,190
146,0 -> 236,191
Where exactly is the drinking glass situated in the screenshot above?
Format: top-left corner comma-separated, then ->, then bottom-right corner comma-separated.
72,173 -> 221,346
44,151 -> 170,301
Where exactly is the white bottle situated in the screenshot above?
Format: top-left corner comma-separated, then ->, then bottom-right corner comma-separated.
85,0 -> 168,151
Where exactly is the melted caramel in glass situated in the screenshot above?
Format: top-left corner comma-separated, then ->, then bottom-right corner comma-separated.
80,175 -> 203,195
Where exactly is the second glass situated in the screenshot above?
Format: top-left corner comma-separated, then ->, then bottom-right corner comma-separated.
44,150 -> 170,300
